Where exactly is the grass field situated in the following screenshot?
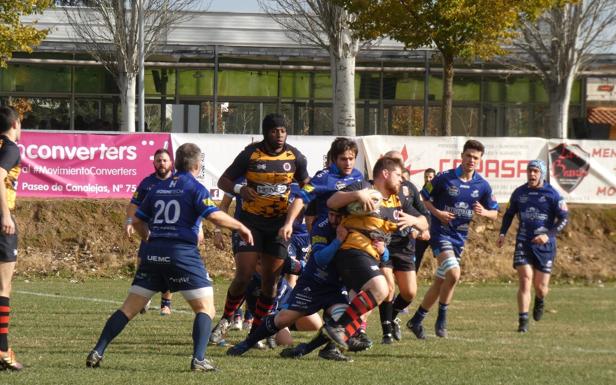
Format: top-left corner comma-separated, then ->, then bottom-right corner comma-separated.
2,278 -> 615,385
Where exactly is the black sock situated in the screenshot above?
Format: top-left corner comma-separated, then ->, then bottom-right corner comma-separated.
379,301 -> 393,335
392,295 -> 411,320
0,296 -> 9,351
93,310 -> 129,355
245,314 -> 279,347
303,333 -> 330,355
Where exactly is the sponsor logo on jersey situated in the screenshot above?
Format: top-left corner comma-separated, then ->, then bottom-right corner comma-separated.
335,180 -> 347,190
283,162 -> 292,172
471,190 -> 479,198
255,162 -> 267,171
303,184 -> 315,193
539,196 -> 547,203
402,185 -> 410,196
519,195 -> 528,203
521,207 -> 548,222
558,199 -> 568,211
448,185 -> 459,196
147,255 -> 171,263
549,143 -> 590,193
256,183 -> 288,196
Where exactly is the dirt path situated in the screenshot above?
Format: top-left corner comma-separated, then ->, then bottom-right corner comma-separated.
14,200 -> 616,282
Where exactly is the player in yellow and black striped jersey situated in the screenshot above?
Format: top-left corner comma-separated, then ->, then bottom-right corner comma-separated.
321,157 -> 427,349
0,106 -> 23,371
213,113 -> 310,341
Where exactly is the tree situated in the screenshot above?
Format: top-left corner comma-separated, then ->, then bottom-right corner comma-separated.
511,0 -> 616,139
258,0 -> 360,136
63,1 -> 204,132
0,0 -> 52,68
337,0 -> 554,136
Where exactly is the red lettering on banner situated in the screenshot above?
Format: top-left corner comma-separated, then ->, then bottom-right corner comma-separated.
597,186 -> 616,196
438,159 -> 530,178
591,148 -> 616,158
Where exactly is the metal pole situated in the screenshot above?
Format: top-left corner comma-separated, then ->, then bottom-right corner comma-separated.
213,45 -> 219,133
423,51 -> 430,136
138,0 -> 145,132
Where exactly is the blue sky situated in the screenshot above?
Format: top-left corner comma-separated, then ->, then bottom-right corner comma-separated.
208,0 -> 262,12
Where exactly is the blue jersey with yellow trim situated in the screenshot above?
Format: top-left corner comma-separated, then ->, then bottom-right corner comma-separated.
130,173 -> 168,206
422,166 -> 498,241
136,171 -> 219,245
500,182 -> 568,243
296,164 -> 364,221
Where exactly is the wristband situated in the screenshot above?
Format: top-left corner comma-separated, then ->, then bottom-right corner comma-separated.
233,184 -> 243,194
125,217 -> 133,225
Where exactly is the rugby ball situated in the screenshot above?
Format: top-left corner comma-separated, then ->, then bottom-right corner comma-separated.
346,189 -> 383,216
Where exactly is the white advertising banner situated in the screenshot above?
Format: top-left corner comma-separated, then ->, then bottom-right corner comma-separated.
547,140 -> 616,204
360,136 -> 547,203
171,134 -> 367,200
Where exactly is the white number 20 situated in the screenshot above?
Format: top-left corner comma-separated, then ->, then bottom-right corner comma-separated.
153,199 -> 180,224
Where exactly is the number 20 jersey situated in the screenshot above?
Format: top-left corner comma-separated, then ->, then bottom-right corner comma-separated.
136,171 -> 220,245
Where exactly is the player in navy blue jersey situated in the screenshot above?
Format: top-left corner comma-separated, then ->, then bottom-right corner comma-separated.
497,160 -> 568,333
226,208 -> 354,361
86,143 -> 253,373
125,148 -> 175,315
408,140 -> 499,339
279,137 -> 364,241
286,183 -> 310,288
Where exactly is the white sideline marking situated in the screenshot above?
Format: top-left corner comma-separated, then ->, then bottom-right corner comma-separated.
14,290 -> 193,315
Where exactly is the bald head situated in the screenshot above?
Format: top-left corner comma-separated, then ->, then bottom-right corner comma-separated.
384,150 -> 403,162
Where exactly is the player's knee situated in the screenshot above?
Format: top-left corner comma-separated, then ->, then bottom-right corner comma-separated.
535,283 -> 549,298
365,276 -> 388,303
435,256 -> 460,282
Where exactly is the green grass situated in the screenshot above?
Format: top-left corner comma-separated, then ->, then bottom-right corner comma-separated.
3,279 -> 615,385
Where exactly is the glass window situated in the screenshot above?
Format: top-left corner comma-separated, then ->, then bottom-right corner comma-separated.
313,73 -> 332,100
451,107 -> 480,136
506,106 -> 530,136
485,79 -> 504,103
389,105 -> 424,135
19,98 -> 70,129
0,64 -> 70,93
218,70 -> 278,97
145,69 -> 177,98
427,75 -> 480,102
177,69 -> 213,97
393,75 -> 424,101
74,99 -> 117,131
506,78 -> 531,103
74,67 -> 118,94
280,72 -> 310,99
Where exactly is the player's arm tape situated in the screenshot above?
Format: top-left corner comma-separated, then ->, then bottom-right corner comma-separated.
233,184 -> 243,194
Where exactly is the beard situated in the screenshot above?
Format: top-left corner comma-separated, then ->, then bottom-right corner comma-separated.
155,167 -> 171,179
385,179 -> 400,196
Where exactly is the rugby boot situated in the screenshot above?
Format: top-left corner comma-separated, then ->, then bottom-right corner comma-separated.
381,333 -> 394,345
0,348 -> 23,371
318,344 -> 353,362
406,319 -> 426,340
347,331 -> 372,352
191,357 -> 217,372
533,300 -> 544,321
518,317 -> 529,333
280,344 -> 308,359
85,349 -> 103,368
209,318 -> 230,345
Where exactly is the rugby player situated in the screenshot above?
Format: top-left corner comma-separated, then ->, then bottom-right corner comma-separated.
497,160 -> 568,332
226,208 -> 353,361
125,148 -> 175,315
322,157 -> 427,349
211,114 -> 309,341
378,151 -> 430,344
408,140 -> 498,339
86,143 -> 253,372
0,106 -> 23,371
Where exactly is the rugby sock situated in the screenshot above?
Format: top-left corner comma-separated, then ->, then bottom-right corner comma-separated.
160,298 -> 172,309
359,320 -> 367,333
222,291 -> 245,320
436,303 -> 448,329
535,296 -> 544,306
303,334 -> 330,355
93,310 -> 129,355
519,312 -> 529,321
192,313 -> 212,361
245,314 -> 279,347
379,301 -> 393,336
392,294 -> 411,320
251,294 -> 276,331
0,297 -> 9,351
336,291 -> 378,339
244,308 -> 253,321
410,306 -> 429,325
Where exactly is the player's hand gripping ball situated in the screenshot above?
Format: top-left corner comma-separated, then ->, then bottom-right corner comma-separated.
346,189 -> 383,216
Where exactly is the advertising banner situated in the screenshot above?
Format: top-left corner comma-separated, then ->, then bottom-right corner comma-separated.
547,140 -> 616,204
360,136 -> 547,203
170,134 -> 365,200
17,132 -> 171,198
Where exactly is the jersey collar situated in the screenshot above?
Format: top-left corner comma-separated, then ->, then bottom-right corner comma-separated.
455,165 -> 477,181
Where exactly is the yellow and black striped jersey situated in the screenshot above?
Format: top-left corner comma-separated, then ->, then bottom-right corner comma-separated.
222,141 -> 308,218
0,135 -> 20,210
339,181 -> 418,260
